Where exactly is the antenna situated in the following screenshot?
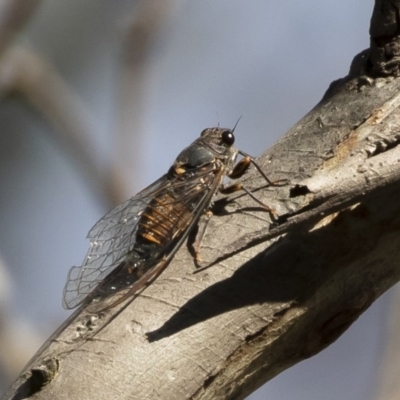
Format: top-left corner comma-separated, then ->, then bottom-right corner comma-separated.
232,115 -> 242,132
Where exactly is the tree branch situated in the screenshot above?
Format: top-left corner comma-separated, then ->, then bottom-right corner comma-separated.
3,1 -> 400,399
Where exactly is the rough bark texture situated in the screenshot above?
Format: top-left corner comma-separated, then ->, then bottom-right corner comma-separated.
3,1 -> 400,399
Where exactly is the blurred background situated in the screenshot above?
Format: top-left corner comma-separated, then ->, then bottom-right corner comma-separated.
1,1 -> 397,399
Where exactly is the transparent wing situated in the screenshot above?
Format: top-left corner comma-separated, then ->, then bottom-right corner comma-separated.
63,175 -> 169,309
62,170 -> 220,310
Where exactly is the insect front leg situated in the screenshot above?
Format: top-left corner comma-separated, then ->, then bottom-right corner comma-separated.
220,155 -> 288,219
237,151 -> 289,187
218,155 -> 252,194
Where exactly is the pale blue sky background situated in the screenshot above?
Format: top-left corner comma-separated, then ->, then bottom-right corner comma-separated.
0,1 -> 390,399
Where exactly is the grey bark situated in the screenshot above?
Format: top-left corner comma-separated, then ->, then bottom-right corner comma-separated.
3,1 -> 400,399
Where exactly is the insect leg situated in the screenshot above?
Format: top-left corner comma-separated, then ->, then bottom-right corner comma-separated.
229,156 -> 252,179
220,181 -> 277,217
238,150 -> 288,186
187,210 -> 213,267
220,155 -> 286,218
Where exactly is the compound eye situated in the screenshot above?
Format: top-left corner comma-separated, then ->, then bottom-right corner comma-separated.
221,130 -> 235,146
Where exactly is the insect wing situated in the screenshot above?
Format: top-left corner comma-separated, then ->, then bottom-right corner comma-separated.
62,175 -> 169,309
62,167 -> 222,310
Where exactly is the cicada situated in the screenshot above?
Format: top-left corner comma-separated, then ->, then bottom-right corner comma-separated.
62,127 -> 276,312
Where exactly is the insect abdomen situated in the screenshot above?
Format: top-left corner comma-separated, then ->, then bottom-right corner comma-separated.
136,192 -> 193,249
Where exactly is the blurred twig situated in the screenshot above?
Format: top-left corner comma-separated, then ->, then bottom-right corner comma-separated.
0,0 -> 41,59
0,0 -> 44,389
0,45 -> 117,206
114,0 -> 178,199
